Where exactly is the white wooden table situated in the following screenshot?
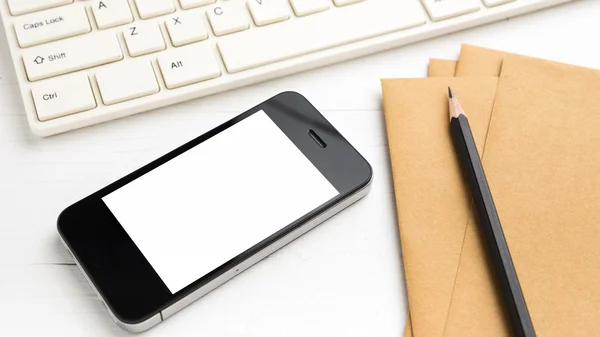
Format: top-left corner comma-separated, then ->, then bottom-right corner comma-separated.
1,1 -> 599,335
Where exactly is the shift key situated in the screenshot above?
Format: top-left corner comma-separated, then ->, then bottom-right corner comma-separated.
23,33 -> 123,82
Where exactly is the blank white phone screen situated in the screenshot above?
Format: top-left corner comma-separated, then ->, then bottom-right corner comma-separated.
102,111 -> 339,294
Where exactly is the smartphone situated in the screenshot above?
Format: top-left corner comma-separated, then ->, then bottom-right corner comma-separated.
57,92 -> 372,332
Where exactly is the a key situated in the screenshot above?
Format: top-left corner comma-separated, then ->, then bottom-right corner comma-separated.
13,5 -> 91,48
124,23 -> 166,57
134,0 -> 175,19
483,0 -> 516,7
22,33 -> 123,81
333,0 -> 363,6
7,0 -> 73,16
206,2 -> 250,37
179,0 -> 216,10
218,0 -> 425,73
96,60 -> 159,105
421,0 -> 480,21
165,10 -> 209,47
288,0 -> 330,16
92,0 -> 134,29
158,43 -> 221,89
31,72 -> 96,121
247,0 -> 290,26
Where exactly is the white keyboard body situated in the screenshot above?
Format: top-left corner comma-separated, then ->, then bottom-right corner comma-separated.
1,0 -> 574,136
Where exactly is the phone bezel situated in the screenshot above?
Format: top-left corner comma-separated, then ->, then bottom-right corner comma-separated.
57,92 -> 372,326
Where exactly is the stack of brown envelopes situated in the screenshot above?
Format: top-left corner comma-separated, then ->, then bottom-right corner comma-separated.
382,45 -> 600,337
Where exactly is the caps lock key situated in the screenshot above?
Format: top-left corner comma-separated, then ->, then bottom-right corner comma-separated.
13,5 -> 91,48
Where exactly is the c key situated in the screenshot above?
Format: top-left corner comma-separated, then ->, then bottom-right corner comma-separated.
206,2 -> 250,36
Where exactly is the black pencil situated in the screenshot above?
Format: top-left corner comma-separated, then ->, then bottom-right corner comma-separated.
448,87 -> 536,337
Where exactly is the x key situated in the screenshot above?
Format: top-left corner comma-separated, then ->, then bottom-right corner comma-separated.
165,10 -> 209,47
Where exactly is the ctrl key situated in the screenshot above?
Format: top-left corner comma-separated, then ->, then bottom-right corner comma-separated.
31,73 -> 97,121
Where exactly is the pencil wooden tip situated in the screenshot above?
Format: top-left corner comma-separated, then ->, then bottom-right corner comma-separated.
448,89 -> 465,120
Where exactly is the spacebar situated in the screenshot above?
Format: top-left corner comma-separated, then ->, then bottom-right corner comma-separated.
217,0 -> 427,73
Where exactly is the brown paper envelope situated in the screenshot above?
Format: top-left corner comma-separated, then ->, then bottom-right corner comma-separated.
455,44 -> 508,77
447,52 -> 600,336
381,78 -> 498,337
428,59 -> 457,77
487,54 -> 600,336
407,51 -> 485,336
407,46 -> 508,337
403,58 -> 457,337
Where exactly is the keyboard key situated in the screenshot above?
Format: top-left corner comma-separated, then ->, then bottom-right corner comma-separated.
158,43 -> 221,89
134,0 -> 175,19
96,60 -> 159,105
165,10 -> 209,47
22,33 -> 123,81
13,5 -> 91,48
289,0 -> 330,16
7,0 -> 73,16
206,2 -> 250,36
179,0 -> 216,10
218,0 -> 426,73
421,0 -> 480,21
333,0 -> 363,6
483,0 -> 516,7
247,0 -> 290,26
124,23 -> 166,57
31,72 -> 96,121
92,0 -> 134,29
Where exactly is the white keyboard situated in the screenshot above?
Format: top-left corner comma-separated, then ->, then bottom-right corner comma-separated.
1,0 -> 573,136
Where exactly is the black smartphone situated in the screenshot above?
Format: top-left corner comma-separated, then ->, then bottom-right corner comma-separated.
57,92 -> 373,332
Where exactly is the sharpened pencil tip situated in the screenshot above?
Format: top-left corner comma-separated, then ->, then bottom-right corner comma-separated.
448,87 -> 465,120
